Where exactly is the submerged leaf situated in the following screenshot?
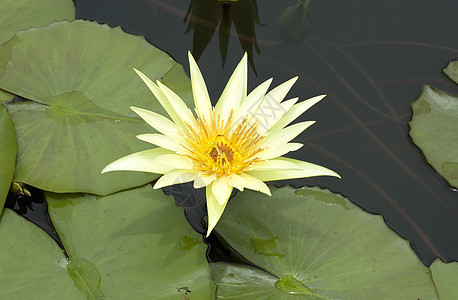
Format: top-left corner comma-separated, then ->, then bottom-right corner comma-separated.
67,257 -> 104,300
274,274 -> 315,296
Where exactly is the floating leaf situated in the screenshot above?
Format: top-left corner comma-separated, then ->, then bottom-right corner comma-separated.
0,0 -> 74,44
430,259 -> 458,300
0,209 -> 85,299
444,60 -> 458,84
0,20 -> 194,194
212,186 -> 438,299
0,185 -> 215,299
409,85 -> 458,188
0,90 -> 13,104
0,105 -> 16,211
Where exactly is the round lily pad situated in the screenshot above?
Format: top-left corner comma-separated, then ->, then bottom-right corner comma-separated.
409,85 -> 458,188
0,104 -> 16,211
0,20 -> 193,194
0,185 -> 215,299
212,186 -> 438,299
0,0 -> 75,45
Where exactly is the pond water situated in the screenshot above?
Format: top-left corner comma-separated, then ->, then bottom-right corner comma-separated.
10,0 -> 457,266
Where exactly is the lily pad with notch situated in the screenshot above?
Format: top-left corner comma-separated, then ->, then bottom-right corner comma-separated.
212,186 -> 438,299
0,20 -> 194,195
0,185 -> 215,299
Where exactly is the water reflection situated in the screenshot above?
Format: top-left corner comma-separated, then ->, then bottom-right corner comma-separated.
278,0 -> 310,45
183,0 -> 261,72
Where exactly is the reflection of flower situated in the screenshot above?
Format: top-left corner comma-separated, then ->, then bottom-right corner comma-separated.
102,52 -> 340,236
278,0 -> 310,44
184,0 -> 261,72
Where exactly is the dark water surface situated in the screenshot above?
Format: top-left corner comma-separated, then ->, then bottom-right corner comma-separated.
37,0 -> 456,265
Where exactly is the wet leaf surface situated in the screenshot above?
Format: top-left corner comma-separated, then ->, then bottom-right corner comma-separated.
409,83 -> 458,188
0,0 -> 74,44
0,20 -> 194,195
0,185 -> 215,299
212,186 -> 438,299
430,259 -> 458,300
0,104 -> 16,211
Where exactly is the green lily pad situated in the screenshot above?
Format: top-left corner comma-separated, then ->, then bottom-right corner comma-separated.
0,0 -> 75,45
212,186 -> 438,299
0,20 -> 193,194
0,104 -> 17,211
0,185 -> 215,299
409,85 -> 458,188
0,209 -> 85,299
444,60 -> 458,84
430,259 -> 458,300
0,89 -> 13,104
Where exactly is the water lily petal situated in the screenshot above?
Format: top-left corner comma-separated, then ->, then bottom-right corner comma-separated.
252,94 -> 299,135
136,133 -> 181,152
133,69 -> 189,128
246,157 -> 341,181
255,97 -> 299,134
269,95 -> 325,132
227,173 -> 246,191
259,121 -> 315,148
251,159 -> 303,171
215,53 -> 247,121
101,148 -> 175,174
156,81 -> 198,129
257,142 -> 303,160
188,51 -> 212,118
103,52 -> 339,206
206,185 -> 230,237
212,175 -> 233,205
239,173 -> 271,196
264,76 -> 298,104
154,154 -> 194,170
194,173 -> 216,189
130,106 -> 181,139
153,170 -> 197,189
234,78 -> 273,124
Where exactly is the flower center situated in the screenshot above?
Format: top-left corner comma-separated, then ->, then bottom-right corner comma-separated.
209,138 -> 235,165
181,111 -> 265,177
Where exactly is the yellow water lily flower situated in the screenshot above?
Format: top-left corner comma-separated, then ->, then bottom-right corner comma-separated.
102,52 -> 340,236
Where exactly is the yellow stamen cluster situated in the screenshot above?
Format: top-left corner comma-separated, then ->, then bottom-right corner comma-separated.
181,110 -> 265,176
